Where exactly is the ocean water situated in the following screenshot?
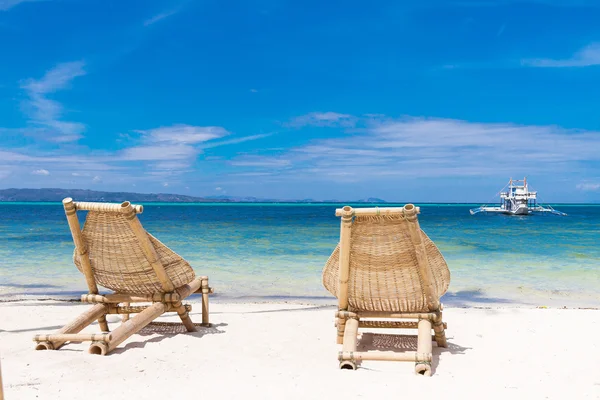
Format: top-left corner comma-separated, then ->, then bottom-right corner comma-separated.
0,203 -> 599,307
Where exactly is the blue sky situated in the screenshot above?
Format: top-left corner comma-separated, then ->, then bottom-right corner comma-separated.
1,0 -> 600,202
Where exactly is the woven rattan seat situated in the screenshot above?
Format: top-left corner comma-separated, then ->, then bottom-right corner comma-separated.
323,214 -> 450,312
76,211 -> 195,294
322,204 -> 450,376
34,199 -> 213,356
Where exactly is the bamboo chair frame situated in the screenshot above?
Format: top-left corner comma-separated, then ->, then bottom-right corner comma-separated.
324,204 -> 449,376
33,198 -> 213,356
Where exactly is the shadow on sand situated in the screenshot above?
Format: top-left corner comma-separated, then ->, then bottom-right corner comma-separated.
441,289 -> 515,307
356,332 -> 470,374
110,321 -> 227,354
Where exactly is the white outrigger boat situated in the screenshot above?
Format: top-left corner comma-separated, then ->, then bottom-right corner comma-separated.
470,178 -> 566,216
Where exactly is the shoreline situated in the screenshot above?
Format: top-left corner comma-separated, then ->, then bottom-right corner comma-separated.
3,280 -> 600,309
4,283 -> 600,308
1,297 -> 599,310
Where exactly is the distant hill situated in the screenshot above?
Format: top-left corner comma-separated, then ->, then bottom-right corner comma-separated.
0,188 -> 388,203
0,188 -> 219,203
358,197 -> 387,203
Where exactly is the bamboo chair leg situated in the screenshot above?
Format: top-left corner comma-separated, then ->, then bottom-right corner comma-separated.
98,314 -> 109,332
173,301 -> 197,332
35,304 -> 107,351
433,315 -> 448,348
89,302 -> 165,356
336,317 -> 346,345
339,318 -> 359,370
201,277 -> 210,327
415,319 -> 433,376
121,302 -> 130,323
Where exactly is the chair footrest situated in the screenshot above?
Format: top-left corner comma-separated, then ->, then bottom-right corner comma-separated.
107,304 -> 192,314
359,321 -> 447,329
34,333 -> 112,343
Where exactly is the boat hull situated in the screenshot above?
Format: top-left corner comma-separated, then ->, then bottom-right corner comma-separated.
470,206 -> 532,215
509,205 -> 529,215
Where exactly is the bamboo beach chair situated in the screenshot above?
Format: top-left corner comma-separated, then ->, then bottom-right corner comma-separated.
322,204 -> 450,376
33,198 -> 213,356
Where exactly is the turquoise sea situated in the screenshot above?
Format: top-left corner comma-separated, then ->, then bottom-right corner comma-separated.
1,203 -> 599,307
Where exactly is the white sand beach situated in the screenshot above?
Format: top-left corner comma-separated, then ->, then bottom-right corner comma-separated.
1,301 -> 599,400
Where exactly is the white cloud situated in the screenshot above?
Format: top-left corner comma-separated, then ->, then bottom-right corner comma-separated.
250,89 -> 258,93
288,112 -> 357,128
20,61 -> 86,142
136,125 -> 229,144
121,125 -> 230,169
230,114 -> 600,182
22,61 -> 85,94
576,182 -> 600,191
0,119 -> 271,186
215,187 -> 222,191
117,126 -> 272,177
163,182 -> 169,187
120,144 -> 198,161
31,169 -> 49,176
144,10 -> 178,26
522,43 -> 600,68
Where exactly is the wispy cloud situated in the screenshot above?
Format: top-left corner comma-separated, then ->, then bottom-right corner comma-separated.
229,113 -> 600,182
135,125 -> 228,144
144,9 -> 178,26
120,145 -> 199,162
202,133 -> 273,149
576,182 -> 600,191
115,125 -> 271,179
0,115 -> 273,188
31,169 -> 49,176
0,0 -> 43,11
121,125 -> 230,169
522,43 -> 600,67
441,43 -> 600,70
288,112 -> 357,128
20,61 -> 86,142
229,156 -> 291,168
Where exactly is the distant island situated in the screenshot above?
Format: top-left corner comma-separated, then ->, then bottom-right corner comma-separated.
0,188 -> 387,204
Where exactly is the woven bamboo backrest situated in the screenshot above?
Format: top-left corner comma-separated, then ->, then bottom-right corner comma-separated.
64,199 -> 195,294
322,205 -> 450,312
